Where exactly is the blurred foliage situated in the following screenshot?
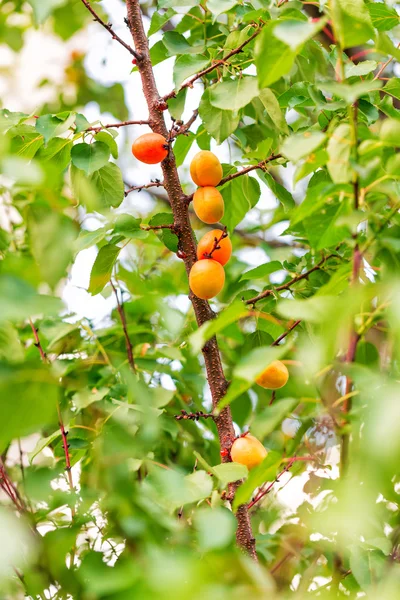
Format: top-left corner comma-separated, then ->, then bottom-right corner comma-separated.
1,0 -> 400,598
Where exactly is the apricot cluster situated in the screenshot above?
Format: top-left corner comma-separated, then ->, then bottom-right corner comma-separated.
131,136 -> 290,403
188,151 -> 230,300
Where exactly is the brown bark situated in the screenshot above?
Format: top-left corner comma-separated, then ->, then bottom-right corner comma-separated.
125,0 -> 256,559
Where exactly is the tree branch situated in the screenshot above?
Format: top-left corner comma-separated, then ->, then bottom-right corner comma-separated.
162,26 -> 263,101
85,119 -> 149,133
126,0 -> 257,560
110,280 -> 136,373
80,0 -> 140,59
219,154 -> 282,187
171,110 -> 199,138
29,320 -> 75,509
271,320 -> 302,346
125,180 -> 165,196
245,254 -> 338,306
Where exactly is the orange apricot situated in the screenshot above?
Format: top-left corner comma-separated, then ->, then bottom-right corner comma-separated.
193,187 -> 224,224
189,259 -> 225,300
131,133 -> 168,164
197,229 -> 232,265
190,150 -> 223,187
231,434 -> 267,470
256,360 -> 289,390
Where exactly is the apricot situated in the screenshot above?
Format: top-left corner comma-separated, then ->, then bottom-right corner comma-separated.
256,360 -> 289,390
231,434 -> 267,470
197,229 -> 232,265
189,259 -> 225,300
193,187 -> 224,224
190,150 -> 223,186
131,132 -> 168,164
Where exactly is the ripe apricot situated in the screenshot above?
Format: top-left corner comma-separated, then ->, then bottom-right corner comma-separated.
256,360 -> 289,390
231,434 -> 267,470
193,187 -> 224,224
197,229 -> 232,265
189,259 -> 225,300
190,150 -> 223,187
131,133 -> 168,164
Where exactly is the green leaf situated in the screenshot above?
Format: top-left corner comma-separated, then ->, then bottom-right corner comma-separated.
240,261 -> 282,282
199,87 -> 240,144
190,301 -> 249,354
209,76 -> 259,112
9,125 -> 44,159
278,295 -> 337,323
194,507 -> 236,550
0,362 -> 58,451
173,132 -> 195,167
173,55 -> 210,90
252,398 -> 298,440
383,78 -> 400,101
331,0 -> 374,48
344,60 -> 377,79
220,175 -> 260,231
273,17 -> 328,51
0,275 -> 63,323
94,131 -> 118,159
233,451 -> 282,511
258,171 -> 295,211
0,109 -> 29,132
159,0 -> 199,6
368,3 -> 399,31
89,162 -> 124,208
27,0 -> 67,25
255,23 -> 296,87
28,431 -> 61,464
113,215 -> 143,238
36,137 -> 72,171
88,245 -> 121,295
168,89 -> 187,121
163,31 -> 203,55
317,79 -> 382,104
149,8 -> 175,36
212,462 -> 248,485
375,32 -> 400,62
207,0 -> 237,19
327,123 -> 353,184
148,213 -> 179,252
71,142 -> 110,175
281,130 -> 326,163
259,88 -> 289,135
35,112 -> 76,144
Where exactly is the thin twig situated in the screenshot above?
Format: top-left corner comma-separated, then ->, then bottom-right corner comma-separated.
245,254 -> 338,306
201,227 -> 228,259
140,224 -> 176,231
162,25 -> 264,101
219,154 -> 282,187
248,459 -> 296,510
80,0 -> 140,59
85,119 -> 149,132
125,180 -> 165,196
171,110 -> 199,138
110,280 -> 136,373
29,319 -> 48,363
271,320 -> 302,346
175,410 -> 215,421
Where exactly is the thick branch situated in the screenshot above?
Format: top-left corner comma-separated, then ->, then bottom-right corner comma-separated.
85,119 -> 149,132
80,0 -> 140,59
126,0 -> 257,560
162,26 -> 263,101
110,280 -> 136,373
